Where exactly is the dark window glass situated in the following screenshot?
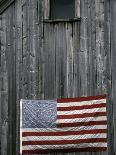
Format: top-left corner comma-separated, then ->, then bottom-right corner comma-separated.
50,0 -> 75,19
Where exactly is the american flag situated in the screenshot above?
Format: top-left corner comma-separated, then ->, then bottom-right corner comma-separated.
20,95 -> 107,154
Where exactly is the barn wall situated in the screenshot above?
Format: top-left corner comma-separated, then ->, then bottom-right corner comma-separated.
0,0 -> 115,155
110,0 -> 116,154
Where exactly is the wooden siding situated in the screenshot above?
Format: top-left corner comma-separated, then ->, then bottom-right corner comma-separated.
0,0 -> 15,14
0,0 -> 115,155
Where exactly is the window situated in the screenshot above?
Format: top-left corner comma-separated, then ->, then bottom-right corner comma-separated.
43,0 -> 80,21
0,0 -> 14,14
50,0 -> 75,19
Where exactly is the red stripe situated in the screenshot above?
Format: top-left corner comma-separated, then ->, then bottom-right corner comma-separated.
22,138 -> 107,146
22,149 -> 49,154
57,103 -> 106,111
22,147 -> 107,154
57,112 -> 107,119
57,121 -> 107,127
22,129 -> 107,137
57,94 -> 106,103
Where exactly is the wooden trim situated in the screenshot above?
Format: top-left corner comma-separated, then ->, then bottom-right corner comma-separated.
75,0 -> 80,18
43,0 -> 81,20
43,0 -> 50,20
43,18 -> 81,23
0,0 -> 15,14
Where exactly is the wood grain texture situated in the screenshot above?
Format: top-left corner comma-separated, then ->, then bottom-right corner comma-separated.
43,0 -> 50,20
104,1 -> 113,155
0,9 -> 10,155
109,0 -> 116,154
0,0 -> 15,14
75,0 -> 80,18
0,0 -> 115,155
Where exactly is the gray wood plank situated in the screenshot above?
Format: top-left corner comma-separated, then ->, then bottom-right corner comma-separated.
15,0 -> 23,154
0,10 -> 9,155
104,0 -> 112,154
110,0 -> 116,154
6,4 -> 16,155
0,0 -> 115,155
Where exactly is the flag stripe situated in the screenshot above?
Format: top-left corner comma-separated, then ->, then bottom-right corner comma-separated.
57,103 -> 106,111
22,129 -> 107,137
22,143 -> 107,150
57,99 -> 106,107
22,133 -> 107,141
57,107 -> 106,115
22,138 -> 107,146
57,95 -> 106,103
57,116 -> 107,124
57,112 -> 107,119
22,125 -> 107,132
22,147 -> 107,154
57,120 -> 107,127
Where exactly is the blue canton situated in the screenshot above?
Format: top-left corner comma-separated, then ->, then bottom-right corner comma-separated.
22,100 -> 57,128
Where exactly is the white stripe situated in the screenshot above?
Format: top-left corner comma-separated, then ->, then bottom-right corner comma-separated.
20,99 -> 23,155
22,133 -> 107,141
22,125 -> 107,132
57,116 -> 107,124
57,99 -> 106,107
22,142 -> 107,150
57,107 -> 106,115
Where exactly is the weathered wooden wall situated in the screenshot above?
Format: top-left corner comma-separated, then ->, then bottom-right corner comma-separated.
0,0 -> 115,155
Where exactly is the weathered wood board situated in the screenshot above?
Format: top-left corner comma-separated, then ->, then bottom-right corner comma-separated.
0,0 -> 115,155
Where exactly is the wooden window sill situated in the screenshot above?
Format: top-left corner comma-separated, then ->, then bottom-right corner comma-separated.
43,18 -> 81,23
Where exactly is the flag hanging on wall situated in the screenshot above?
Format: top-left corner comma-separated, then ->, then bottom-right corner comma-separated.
20,94 -> 107,154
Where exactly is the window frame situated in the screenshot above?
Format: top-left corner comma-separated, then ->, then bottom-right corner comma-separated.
43,0 -> 80,21
0,0 -> 15,14
50,0 -> 75,20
